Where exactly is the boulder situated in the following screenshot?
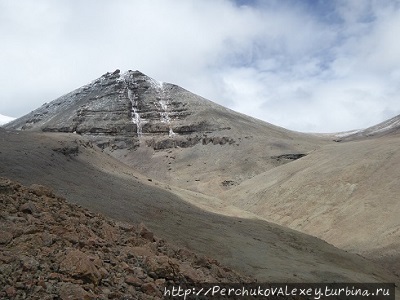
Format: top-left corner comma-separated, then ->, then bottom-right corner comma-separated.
59,282 -> 95,300
59,249 -> 102,285
19,201 -> 38,214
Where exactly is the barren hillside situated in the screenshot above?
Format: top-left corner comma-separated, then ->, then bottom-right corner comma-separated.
0,128 -> 397,285
224,134 -> 400,275
0,178 -> 249,299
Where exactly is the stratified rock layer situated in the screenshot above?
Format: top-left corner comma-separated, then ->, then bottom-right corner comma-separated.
4,69 -> 324,194
5,70 -> 233,151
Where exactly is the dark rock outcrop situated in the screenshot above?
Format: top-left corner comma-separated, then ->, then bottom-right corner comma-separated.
271,153 -> 306,161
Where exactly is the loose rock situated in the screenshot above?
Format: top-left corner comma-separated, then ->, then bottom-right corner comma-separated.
0,177 -> 251,299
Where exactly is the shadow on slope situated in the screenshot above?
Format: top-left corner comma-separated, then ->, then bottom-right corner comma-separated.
0,129 -> 397,284
0,178 -> 249,299
224,134 -> 400,278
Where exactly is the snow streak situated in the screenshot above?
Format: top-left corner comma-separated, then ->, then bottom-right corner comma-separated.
149,79 -> 175,137
127,88 -> 144,136
122,73 -> 146,137
122,72 -> 176,138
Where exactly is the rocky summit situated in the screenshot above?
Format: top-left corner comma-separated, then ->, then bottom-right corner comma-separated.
5,69 -> 324,194
6,70 -> 237,151
0,178 -> 250,300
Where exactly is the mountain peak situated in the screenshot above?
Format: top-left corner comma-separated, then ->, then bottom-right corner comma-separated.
4,69 -> 276,150
5,69 -> 188,148
5,69 -> 323,194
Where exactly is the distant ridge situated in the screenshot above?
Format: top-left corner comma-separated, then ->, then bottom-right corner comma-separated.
340,113 -> 400,140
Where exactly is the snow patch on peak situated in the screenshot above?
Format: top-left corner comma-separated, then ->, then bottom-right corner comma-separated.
333,129 -> 361,138
366,116 -> 400,135
116,72 -> 127,82
0,114 -> 16,126
331,114 -> 400,140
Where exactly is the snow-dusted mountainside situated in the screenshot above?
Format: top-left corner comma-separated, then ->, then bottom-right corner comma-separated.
5,69 -> 314,149
5,69 -> 326,194
338,114 -> 400,141
5,69 -> 267,146
0,114 -> 15,125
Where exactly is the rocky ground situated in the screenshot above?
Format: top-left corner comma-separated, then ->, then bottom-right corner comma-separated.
0,178 -> 250,299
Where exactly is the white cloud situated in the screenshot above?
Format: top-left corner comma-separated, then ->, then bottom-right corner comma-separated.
1,0 -> 400,132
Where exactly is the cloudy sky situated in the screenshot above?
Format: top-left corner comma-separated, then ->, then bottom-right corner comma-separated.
1,0 -> 400,132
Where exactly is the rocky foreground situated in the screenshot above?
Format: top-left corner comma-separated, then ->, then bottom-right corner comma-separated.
0,178 -> 249,299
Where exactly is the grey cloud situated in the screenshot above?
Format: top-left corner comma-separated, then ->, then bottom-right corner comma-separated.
1,0 -> 400,132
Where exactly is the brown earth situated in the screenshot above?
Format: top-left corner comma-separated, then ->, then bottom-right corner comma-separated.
223,133 -> 400,277
0,178 -> 249,299
0,128 -> 398,289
